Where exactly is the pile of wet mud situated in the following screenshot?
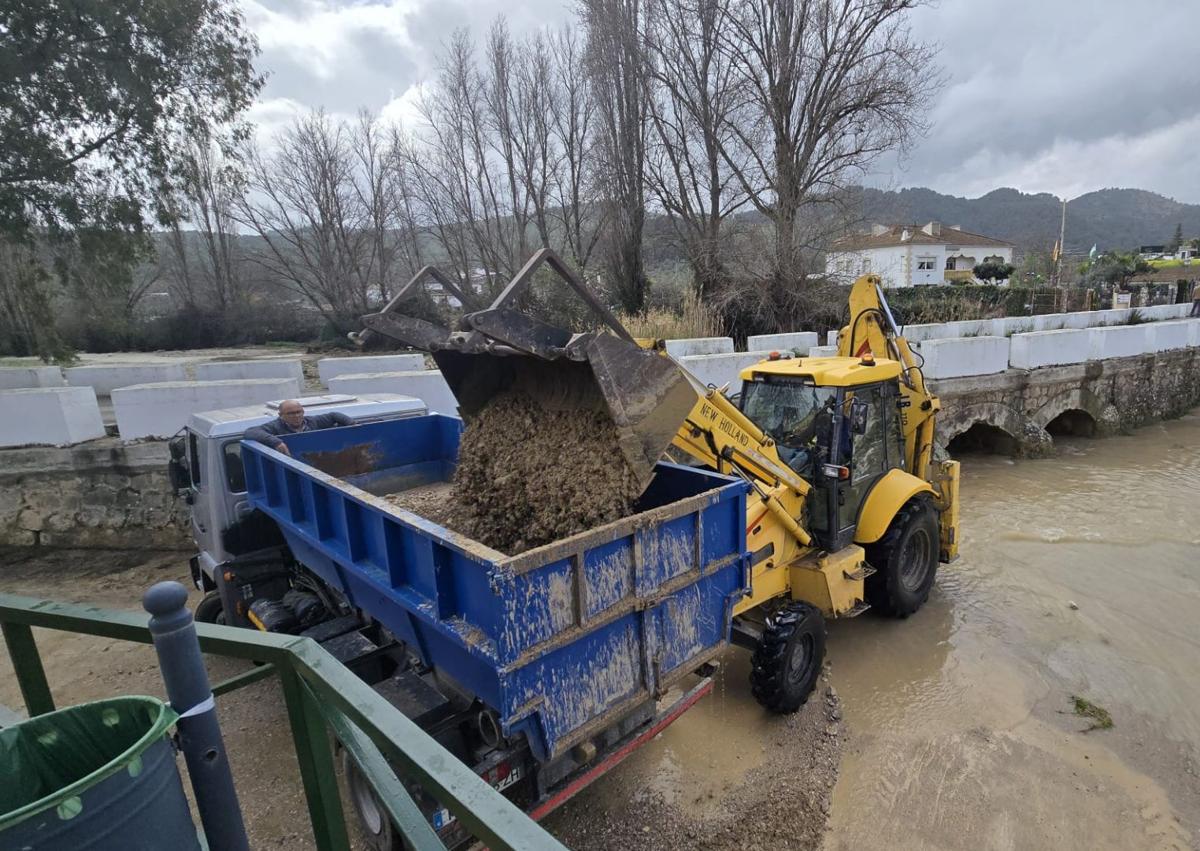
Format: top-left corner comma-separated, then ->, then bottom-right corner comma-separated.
450,391 -> 642,554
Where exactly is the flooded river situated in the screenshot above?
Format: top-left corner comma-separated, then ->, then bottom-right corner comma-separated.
557,410 -> 1200,850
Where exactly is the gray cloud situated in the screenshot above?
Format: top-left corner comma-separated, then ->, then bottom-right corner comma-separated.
879,0 -> 1200,201
243,0 -> 1200,202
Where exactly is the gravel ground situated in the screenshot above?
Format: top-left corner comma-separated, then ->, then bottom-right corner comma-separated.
546,673 -> 843,851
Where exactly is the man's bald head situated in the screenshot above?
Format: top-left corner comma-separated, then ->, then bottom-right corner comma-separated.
279,399 -> 305,428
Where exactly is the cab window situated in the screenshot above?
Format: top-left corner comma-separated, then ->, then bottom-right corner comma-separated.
187,432 -> 202,487
223,442 -> 246,493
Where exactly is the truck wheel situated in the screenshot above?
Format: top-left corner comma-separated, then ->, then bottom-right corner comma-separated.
195,591 -> 225,625
750,601 -> 826,714
865,497 -> 938,618
343,751 -> 405,851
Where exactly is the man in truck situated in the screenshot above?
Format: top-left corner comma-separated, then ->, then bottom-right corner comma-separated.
244,399 -> 353,456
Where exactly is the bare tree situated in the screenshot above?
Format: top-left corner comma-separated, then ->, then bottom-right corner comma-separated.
719,0 -> 939,279
547,26 -> 604,274
581,0 -> 651,313
643,0 -> 748,294
163,130 -> 246,312
235,111 -> 383,329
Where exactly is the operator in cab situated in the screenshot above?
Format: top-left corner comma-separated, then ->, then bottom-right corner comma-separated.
245,399 -> 353,457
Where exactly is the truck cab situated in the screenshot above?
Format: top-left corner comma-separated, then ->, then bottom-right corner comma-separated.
168,393 -> 428,594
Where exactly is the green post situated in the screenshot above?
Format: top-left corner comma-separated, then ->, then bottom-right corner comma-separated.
279,664 -> 351,851
1,621 -> 55,716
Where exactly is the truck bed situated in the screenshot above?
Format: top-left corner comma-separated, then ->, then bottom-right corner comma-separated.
241,414 -> 749,762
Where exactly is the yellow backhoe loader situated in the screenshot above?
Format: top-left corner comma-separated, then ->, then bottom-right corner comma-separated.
361,250 -> 960,712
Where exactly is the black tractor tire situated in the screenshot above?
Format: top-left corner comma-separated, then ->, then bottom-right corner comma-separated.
194,590 -> 225,625
342,751 -> 405,851
750,601 -> 826,714
865,497 -> 939,618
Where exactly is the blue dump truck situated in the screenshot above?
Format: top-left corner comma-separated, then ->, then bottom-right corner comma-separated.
189,410 -> 748,847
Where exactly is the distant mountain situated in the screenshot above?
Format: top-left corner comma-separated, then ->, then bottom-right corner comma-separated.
853,186 -> 1200,254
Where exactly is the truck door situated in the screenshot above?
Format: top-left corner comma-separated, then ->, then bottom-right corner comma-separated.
187,431 -> 219,560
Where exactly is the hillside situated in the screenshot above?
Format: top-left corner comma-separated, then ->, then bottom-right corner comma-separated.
853,186 -> 1200,254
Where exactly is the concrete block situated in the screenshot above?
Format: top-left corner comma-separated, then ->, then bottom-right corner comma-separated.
1041,312 -> 1093,331
113,378 -> 301,440
317,354 -> 426,386
1149,320 -> 1192,352
65,363 -> 187,395
807,346 -> 839,357
0,366 -> 65,389
826,330 -> 839,346
326,370 -> 457,415
1089,309 -> 1132,327
897,323 -> 949,342
195,359 -> 303,382
1086,325 -> 1151,360
664,337 -> 735,358
677,351 -> 773,390
746,332 -> 819,354
1190,319 -> 1200,348
0,387 -> 106,447
1009,330 -> 1091,369
1139,303 -> 1190,321
912,337 -> 1009,379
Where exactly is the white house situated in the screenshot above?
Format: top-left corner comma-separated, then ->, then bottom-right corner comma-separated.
826,222 -> 1015,288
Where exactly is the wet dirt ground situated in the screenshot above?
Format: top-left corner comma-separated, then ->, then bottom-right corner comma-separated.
2,410 -> 1198,849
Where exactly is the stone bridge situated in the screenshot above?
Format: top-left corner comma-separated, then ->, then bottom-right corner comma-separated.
930,347 -> 1200,457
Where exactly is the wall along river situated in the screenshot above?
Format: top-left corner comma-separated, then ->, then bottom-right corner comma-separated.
550,410 -> 1200,850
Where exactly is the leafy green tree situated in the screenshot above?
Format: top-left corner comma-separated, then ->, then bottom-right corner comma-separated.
1079,251 -> 1152,287
1,0 -> 263,238
973,260 -> 1016,283
0,0 -> 262,358
1166,222 -> 1183,253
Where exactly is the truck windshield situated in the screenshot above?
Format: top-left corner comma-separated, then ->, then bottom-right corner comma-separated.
741,379 -> 837,474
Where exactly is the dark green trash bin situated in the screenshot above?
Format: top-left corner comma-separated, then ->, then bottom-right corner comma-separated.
0,696 -> 201,850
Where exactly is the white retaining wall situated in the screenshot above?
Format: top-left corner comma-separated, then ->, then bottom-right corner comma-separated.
913,337 -> 1010,379
1150,320 -> 1193,352
326,371 -> 458,416
745,332 -> 819,354
317,354 -> 426,386
112,378 -> 302,440
676,351 -> 772,390
807,346 -> 839,357
664,337 -> 735,358
195,359 -> 303,382
1139,303 -> 1191,321
897,306 -> 1197,345
1009,330 -> 1092,369
0,366 -> 65,389
0,387 -> 106,447
65,363 -> 187,396
1087,325 -> 1152,361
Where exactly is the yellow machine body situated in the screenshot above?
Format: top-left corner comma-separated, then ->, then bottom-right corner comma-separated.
671,274 -> 960,619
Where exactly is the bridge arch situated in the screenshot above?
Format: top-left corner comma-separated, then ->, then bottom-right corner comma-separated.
1031,387 -> 1107,437
938,402 -> 1038,457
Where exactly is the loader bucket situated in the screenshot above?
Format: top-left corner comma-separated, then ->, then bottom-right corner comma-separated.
433,331 -> 696,491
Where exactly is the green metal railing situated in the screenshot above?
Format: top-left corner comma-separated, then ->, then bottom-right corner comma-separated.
0,593 -> 566,851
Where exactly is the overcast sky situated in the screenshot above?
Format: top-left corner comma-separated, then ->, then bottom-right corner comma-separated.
241,0 -> 1200,204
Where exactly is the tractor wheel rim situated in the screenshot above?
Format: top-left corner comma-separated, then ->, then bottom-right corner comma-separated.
899,528 -> 931,591
787,634 -> 816,684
